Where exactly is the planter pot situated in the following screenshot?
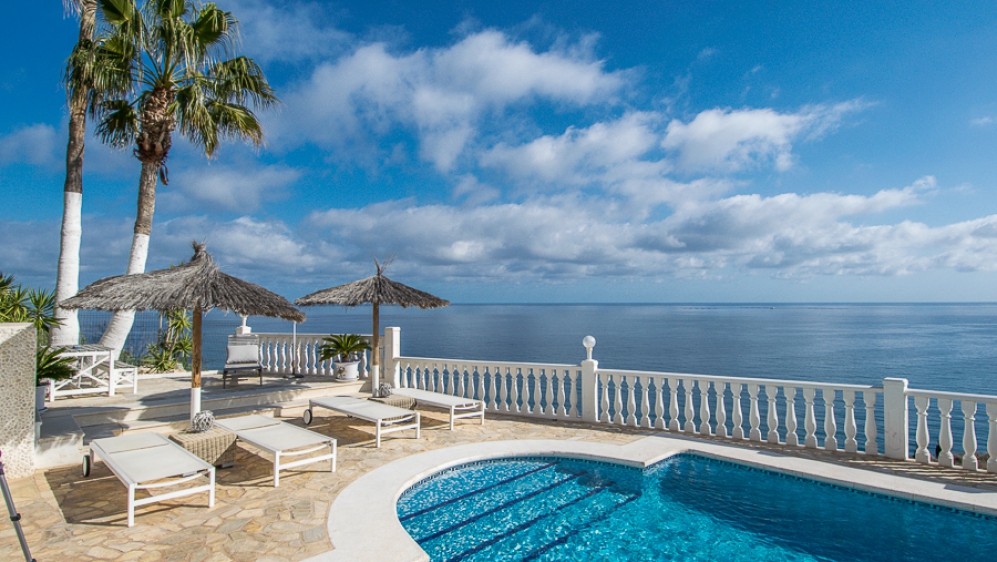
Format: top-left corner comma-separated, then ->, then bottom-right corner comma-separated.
334,361 -> 360,381
35,385 -> 48,412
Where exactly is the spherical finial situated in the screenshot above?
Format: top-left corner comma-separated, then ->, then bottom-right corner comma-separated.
582,335 -> 596,360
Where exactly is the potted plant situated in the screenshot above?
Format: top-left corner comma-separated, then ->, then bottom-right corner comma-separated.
35,346 -> 75,412
318,334 -> 370,381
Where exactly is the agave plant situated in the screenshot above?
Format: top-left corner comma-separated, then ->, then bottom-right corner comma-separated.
319,334 -> 370,363
35,346 -> 77,385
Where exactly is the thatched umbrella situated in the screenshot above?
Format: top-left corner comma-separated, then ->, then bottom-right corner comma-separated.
295,258 -> 449,393
60,242 -> 305,420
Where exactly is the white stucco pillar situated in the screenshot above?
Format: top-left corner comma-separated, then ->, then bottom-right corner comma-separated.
580,336 -> 599,423
883,377 -> 909,460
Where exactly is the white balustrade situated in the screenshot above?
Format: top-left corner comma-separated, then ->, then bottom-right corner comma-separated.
304,328 -> 997,474
397,357 -> 580,421
256,333 -> 371,378
907,389 -> 997,473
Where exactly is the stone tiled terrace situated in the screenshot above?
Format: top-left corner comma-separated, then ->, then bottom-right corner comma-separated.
3,374 -> 996,562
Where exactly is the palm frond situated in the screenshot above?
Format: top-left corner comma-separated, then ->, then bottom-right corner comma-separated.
209,57 -> 279,109
96,98 -> 139,147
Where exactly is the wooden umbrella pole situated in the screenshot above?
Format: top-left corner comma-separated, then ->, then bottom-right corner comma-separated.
371,302 -> 380,394
190,305 -> 203,420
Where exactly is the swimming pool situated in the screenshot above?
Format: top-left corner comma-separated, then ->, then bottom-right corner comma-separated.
397,454 -> 997,561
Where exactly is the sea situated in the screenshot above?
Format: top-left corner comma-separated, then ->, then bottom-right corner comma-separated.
80,303 -> 997,396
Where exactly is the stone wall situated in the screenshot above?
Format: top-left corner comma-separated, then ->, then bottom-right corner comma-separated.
0,323 -> 36,479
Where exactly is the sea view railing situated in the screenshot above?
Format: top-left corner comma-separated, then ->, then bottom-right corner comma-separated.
257,326 -> 997,473
256,332 -> 371,378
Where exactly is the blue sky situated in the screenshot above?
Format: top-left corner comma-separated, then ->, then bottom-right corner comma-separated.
3,0 -> 997,302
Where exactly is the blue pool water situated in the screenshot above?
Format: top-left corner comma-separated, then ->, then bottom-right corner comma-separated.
397,454 -> 997,561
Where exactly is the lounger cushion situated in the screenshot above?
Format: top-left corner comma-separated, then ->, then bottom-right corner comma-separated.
92,434 -> 210,483
226,346 -> 259,365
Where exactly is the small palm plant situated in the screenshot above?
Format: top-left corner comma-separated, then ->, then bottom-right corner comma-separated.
36,346 -> 77,385
318,334 -> 370,363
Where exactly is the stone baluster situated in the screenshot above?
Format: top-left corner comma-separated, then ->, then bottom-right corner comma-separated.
543,371 -> 557,416
558,372 -> 569,417
613,375 -> 624,425
456,365 -> 465,397
844,390 -> 858,453
766,386 -> 780,444
785,387 -> 799,446
640,377 -> 652,428
748,384 -> 762,441
699,381 -> 713,435
987,403 -> 997,473
599,373 -> 611,422
823,388 -> 838,451
961,400 -> 978,471
502,369 -> 513,412
804,388 -> 818,448
684,379 -> 696,433
715,381 -> 729,438
668,377 -> 681,431
864,391 -> 878,454
508,368 -> 519,413
937,398 -> 955,468
493,368 -> 504,412
914,396 -> 931,463
624,376 -> 637,426
731,383 -> 745,439
655,378 -> 667,430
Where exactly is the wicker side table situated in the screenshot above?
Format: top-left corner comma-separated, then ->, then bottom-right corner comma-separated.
169,427 -> 238,468
369,394 -> 417,409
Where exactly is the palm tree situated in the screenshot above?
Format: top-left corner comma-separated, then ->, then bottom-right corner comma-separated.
51,0 -> 97,347
52,0 -> 134,347
94,0 -> 279,355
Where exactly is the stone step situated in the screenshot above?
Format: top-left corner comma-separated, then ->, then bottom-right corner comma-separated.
81,404 -> 284,444
35,414 -> 85,470
60,381 -> 362,428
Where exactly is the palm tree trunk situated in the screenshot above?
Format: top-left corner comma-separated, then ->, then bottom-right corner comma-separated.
99,161 -> 158,357
51,0 -> 96,347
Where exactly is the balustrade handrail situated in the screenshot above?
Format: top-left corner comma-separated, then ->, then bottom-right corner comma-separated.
598,368 -> 882,392
255,332 -> 373,339
906,387 -> 997,403
397,356 -> 576,369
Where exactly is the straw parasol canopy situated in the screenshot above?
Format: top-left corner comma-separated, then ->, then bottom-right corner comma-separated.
61,241 -> 305,419
295,257 -> 449,391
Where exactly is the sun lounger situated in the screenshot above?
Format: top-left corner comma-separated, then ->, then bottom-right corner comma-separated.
390,388 -> 485,430
214,415 -> 336,487
303,396 -> 420,448
83,433 -> 215,527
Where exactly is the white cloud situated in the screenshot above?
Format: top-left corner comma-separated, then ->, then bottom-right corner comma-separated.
662,101 -> 866,173
0,124 -> 60,168
162,164 -> 301,213
970,116 -> 994,127
481,112 -> 661,184
278,30 -> 626,171
291,176 -> 997,283
224,0 -> 352,64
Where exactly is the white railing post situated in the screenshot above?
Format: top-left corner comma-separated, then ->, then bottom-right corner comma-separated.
882,378 -> 909,460
383,327 -> 400,388
580,336 -> 606,423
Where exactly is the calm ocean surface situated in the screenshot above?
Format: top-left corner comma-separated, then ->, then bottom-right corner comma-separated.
84,303 -> 997,396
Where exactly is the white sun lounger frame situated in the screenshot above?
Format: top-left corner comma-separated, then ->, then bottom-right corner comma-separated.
214,415 -> 336,487
86,433 -> 215,527
304,396 -> 420,448
390,388 -> 486,430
